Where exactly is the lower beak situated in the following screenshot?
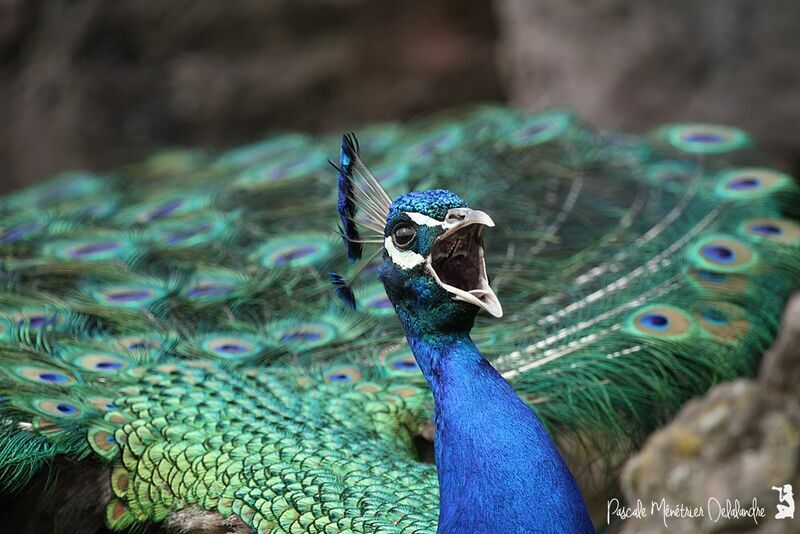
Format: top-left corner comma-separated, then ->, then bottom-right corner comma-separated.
427,208 -> 503,318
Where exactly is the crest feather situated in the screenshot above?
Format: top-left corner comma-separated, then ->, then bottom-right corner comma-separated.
328,272 -> 357,309
331,133 -> 392,308
335,134 -> 391,262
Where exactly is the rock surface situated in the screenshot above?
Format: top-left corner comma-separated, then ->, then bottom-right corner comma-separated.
497,0 -> 800,171
619,295 -> 800,533
5,0 -> 799,194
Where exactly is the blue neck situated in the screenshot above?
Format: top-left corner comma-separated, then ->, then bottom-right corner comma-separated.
405,328 -> 594,533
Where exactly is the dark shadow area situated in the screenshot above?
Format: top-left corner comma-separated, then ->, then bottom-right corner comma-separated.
0,0 -> 504,193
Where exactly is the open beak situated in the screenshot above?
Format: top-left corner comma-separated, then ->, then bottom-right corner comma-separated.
427,208 -> 503,318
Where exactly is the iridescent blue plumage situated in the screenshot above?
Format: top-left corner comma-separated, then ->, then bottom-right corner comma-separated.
387,189 -> 467,225
377,189 -> 592,532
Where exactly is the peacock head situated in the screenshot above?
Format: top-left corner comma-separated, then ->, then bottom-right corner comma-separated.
331,134 -> 502,333
379,190 -> 502,332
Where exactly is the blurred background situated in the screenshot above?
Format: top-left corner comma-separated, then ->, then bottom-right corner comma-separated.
1,0 -> 800,192
1,3 -> 800,531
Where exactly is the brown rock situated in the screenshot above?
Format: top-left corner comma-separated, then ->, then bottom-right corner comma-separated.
497,0 -> 800,171
618,295 -> 800,533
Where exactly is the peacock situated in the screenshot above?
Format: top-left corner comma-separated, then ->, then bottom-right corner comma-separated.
0,105 -> 798,533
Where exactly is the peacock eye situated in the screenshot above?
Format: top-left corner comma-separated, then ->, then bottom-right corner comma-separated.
392,224 -> 417,249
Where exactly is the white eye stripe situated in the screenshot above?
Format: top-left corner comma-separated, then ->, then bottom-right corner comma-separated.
384,237 -> 425,269
406,212 -> 442,227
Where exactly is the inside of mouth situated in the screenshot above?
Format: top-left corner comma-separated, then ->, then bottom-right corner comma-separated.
431,226 -> 484,292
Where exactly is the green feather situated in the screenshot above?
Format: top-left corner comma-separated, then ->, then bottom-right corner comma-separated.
0,104 -> 797,532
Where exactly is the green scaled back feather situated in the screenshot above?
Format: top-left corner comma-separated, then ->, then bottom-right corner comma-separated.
0,105 -> 798,532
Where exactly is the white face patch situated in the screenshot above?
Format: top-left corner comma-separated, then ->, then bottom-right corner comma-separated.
406,212 -> 442,227
384,236 -> 426,269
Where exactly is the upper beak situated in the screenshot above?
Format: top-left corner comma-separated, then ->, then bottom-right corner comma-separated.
440,208 -> 496,236
427,208 -> 503,318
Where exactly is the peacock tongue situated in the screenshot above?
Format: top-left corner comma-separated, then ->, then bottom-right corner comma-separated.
428,215 -> 503,318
